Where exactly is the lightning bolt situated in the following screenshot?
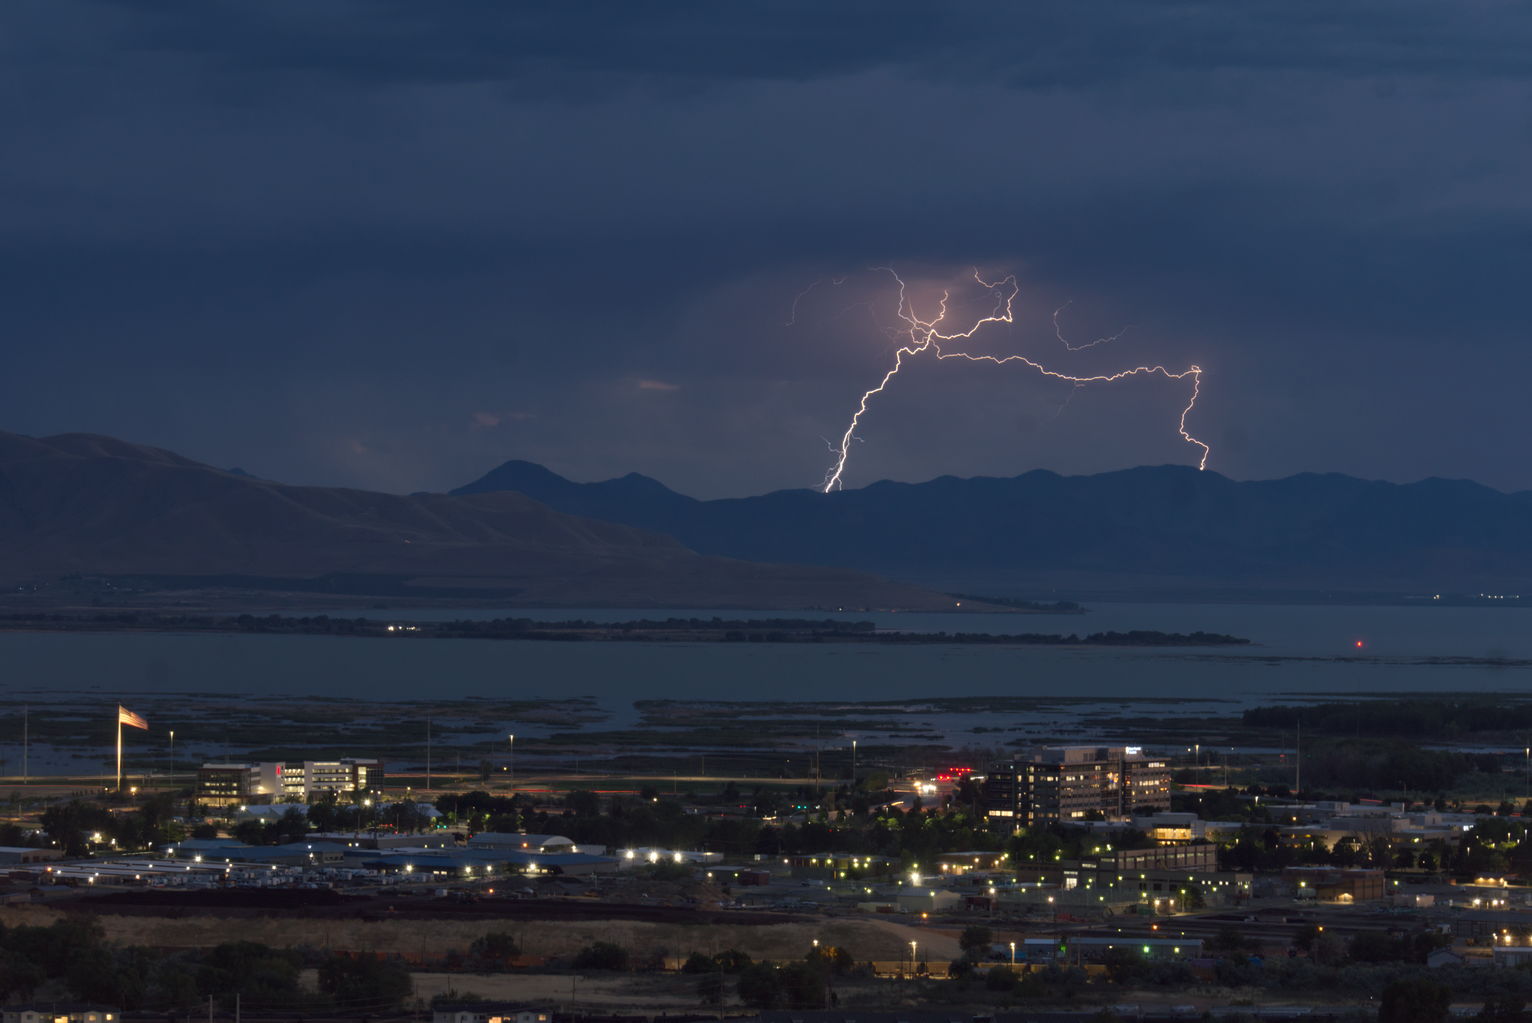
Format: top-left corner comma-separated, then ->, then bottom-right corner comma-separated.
818,268 -> 1209,493
786,275 -> 848,327
1053,300 -> 1130,351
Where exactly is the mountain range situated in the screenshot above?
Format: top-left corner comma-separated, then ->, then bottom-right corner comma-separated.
452,460 -> 1532,598
0,432 -> 959,610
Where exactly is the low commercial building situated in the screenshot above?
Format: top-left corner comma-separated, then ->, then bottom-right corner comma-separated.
3,1006 -> 119,1023
1282,866 -> 1387,902
432,1005 -> 550,1023
1492,947 -> 1532,968
166,840 -> 346,867
311,831 -> 455,850
937,851 -> 1008,874
1109,844 -> 1219,874
703,865 -> 773,885
361,847 -> 618,877
1062,936 -> 1204,962
895,888 -> 964,914
788,853 -> 894,879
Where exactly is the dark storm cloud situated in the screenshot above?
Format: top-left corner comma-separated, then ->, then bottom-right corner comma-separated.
0,2 -> 1529,495
55,1 -> 1532,88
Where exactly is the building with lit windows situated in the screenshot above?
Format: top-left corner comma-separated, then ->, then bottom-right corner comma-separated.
3,1007 -> 119,1023
196,758 -> 384,806
432,1004 -> 549,1023
982,746 -> 1170,826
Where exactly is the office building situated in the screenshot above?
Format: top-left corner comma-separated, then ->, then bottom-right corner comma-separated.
197,758 -> 384,806
982,746 -> 1170,826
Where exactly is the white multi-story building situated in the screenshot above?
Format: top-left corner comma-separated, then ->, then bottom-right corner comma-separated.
197,758 -> 384,806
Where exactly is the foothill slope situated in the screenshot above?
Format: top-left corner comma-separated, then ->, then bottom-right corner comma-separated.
0,430 -> 961,610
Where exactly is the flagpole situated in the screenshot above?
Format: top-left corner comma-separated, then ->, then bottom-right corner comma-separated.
117,716 -> 123,792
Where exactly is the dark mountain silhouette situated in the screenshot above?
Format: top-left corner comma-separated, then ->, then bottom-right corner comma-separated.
0,431 -> 962,610
453,461 -> 1532,597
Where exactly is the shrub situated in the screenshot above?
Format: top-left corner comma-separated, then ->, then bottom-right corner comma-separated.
987,965 -> 1019,992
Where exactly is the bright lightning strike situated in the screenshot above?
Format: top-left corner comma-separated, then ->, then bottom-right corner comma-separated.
813,268 -> 1209,493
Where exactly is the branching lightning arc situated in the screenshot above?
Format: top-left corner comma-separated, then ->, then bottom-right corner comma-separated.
812,268 -> 1209,493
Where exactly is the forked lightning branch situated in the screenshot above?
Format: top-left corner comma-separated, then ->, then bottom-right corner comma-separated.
800,268 -> 1211,492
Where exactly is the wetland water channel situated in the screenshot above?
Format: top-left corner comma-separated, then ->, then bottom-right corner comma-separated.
2,602 -> 1529,777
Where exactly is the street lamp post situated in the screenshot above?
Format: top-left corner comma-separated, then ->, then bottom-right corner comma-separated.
1009,941 -> 1016,965
168,729 -> 175,785
909,940 -> 918,978
508,734 -> 515,783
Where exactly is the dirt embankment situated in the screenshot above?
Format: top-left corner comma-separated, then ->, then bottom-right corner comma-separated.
0,899 -> 955,963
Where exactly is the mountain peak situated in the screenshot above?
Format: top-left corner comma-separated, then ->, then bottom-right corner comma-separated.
451,459 -> 575,495
452,460 -> 1532,596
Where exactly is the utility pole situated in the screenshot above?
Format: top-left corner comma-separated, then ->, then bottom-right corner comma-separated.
814,724 -> 821,793
21,706 -> 27,786
425,717 -> 432,792
1295,718 -> 1302,796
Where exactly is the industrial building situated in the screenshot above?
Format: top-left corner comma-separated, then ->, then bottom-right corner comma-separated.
982,746 -> 1171,826
0,846 -> 64,865
465,833 -> 575,853
196,758 -> 384,806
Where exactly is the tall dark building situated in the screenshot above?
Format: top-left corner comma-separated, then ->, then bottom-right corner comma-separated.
983,746 -> 1170,827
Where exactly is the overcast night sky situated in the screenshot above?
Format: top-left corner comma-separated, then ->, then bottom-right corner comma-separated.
2,2 -> 1530,498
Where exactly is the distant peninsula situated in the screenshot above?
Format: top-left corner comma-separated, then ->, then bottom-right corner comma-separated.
0,612 -> 1248,647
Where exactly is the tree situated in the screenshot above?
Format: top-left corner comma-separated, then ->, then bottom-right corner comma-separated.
960,924 -> 994,960
1210,925 -> 1251,953
232,819 -> 266,845
736,962 -> 783,1008
696,971 -> 725,1007
986,965 -> 1019,991
270,807 -> 308,845
681,952 -> 716,974
307,796 -> 340,833
316,954 -> 411,1009
571,941 -> 628,971
38,800 -> 116,856
0,958 -> 45,1001
1379,977 -> 1452,1023
467,932 -> 519,967
777,960 -> 831,1009
711,947 -> 752,972
566,790 -> 600,816
198,942 -> 303,1003
1480,994 -> 1527,1023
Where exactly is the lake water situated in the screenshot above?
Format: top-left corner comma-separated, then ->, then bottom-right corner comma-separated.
3,603 -> 1529,705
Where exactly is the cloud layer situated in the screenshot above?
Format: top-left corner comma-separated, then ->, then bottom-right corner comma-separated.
1,2 -> 1528,496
